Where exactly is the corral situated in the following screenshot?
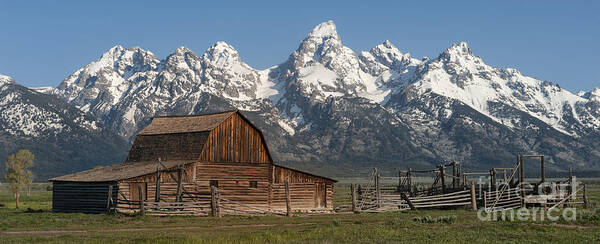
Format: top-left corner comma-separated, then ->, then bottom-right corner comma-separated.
49,110 -> 336,216
339,156 -> 589,214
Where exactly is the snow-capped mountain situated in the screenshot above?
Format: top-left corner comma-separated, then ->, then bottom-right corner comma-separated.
48,21 -> 600,175
0,75 -> 128,180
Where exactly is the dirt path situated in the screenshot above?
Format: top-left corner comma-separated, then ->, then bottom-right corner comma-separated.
2,218 -> 595,236
0,222 -> 319,236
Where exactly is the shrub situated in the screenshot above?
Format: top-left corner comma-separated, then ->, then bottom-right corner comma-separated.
412,215 -> 456,224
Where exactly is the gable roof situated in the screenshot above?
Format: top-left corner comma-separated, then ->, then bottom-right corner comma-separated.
139,110 -> 236,135
49,160 -> 195,182
50,110 -> 282,182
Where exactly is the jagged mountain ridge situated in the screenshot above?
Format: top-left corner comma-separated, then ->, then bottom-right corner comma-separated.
0,75 -> 129,180
48,20 -> 600,175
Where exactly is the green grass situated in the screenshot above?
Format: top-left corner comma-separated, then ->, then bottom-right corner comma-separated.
1,183 -> 600,243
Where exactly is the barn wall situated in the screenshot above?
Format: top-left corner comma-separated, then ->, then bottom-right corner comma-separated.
199,113 -> 271,164
52,181 -> 117,213
272,165 -> 334,183
126,132 -> 209,162
195,162 -> 270,208
270,183 -> 334,212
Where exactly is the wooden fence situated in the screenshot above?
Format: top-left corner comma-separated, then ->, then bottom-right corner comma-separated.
483,187 -> 522,212
347,181 -> 478,213
113,185 -> 290,217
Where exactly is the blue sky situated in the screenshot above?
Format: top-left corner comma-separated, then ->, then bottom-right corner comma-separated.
0,0 -> 598,92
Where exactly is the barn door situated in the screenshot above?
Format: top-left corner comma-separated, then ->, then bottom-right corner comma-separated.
315,183 -> 326,208
129,183 -> 147,201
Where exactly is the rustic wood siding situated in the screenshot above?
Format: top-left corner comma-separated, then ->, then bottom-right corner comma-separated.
272,165 -> 334,183
52,181 -> 117,213
127,132 -> 209,162
199,113 -> 271,164
270,182 -> 334,211
195,162 -> 270,208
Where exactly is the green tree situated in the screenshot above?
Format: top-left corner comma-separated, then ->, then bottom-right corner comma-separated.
5,149 -> 34,209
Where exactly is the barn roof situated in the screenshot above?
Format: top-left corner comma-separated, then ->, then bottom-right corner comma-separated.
139,110 -> 236,135
48,160 -> 195,182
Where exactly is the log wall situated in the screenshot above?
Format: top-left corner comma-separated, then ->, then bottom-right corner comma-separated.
195,162 -> 270,208
272,165 -> 335,183
270,183 -> 334,212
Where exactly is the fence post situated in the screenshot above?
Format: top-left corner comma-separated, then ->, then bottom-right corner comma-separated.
568,167 -> 574,195
400,193 -> 415,210
106,185 -> 113,213
452,161 -> 457,189
376,173 -> 381,208
357,184 -> 362,201
519,155 -> 525,199
285,180 -> 292,217
351,184 -> 357,213
407,168 -> 413,195
138,185 -> 145,216
176,168 -> 183,202
211,186 -> 217,217
398,170 -> 403,192
470,183 -> 477,211
483,191 -> 487,210
583,184 -> 589,208
155,166 -> 161,202
440,166 -> 446,194
491,169 -> 497,191
540,156 -> 545,184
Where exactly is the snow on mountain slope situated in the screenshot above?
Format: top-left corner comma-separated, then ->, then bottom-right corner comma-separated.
0,74 -> 129,179
0,74 -> 103,136
400,42 -> 593,136
358,40 -> 423,103
0,74 -> 15,86
273,20 -> 388,103
54,41 -> 279,138
52,20 -> 600,143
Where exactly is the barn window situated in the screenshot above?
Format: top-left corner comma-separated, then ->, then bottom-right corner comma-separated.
249,181 -> 258,188
210,180 -> 219,188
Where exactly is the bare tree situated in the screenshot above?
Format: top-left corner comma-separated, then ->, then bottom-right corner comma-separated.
5,150 -> 34,209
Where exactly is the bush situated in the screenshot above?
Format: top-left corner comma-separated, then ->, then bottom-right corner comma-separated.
412,215 -> 457,224
46,184 -> 53,191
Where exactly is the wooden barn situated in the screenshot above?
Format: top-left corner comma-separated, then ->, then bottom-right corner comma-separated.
49,110 -> 336,215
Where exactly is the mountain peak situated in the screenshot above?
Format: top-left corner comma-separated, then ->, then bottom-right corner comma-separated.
307,20 -> 339,39
582,87 -> 600,101
372,40 -> 402,54
0,74 -> 15,86
203,41 -> 243,67
174,46 -> 193,54
205,41 -> 239,56
444,42 -> 473,56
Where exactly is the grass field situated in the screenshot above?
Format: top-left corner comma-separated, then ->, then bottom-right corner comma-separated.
1,182 -> 600,243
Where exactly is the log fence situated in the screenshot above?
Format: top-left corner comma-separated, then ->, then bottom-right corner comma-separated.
112,186 -> 287,216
